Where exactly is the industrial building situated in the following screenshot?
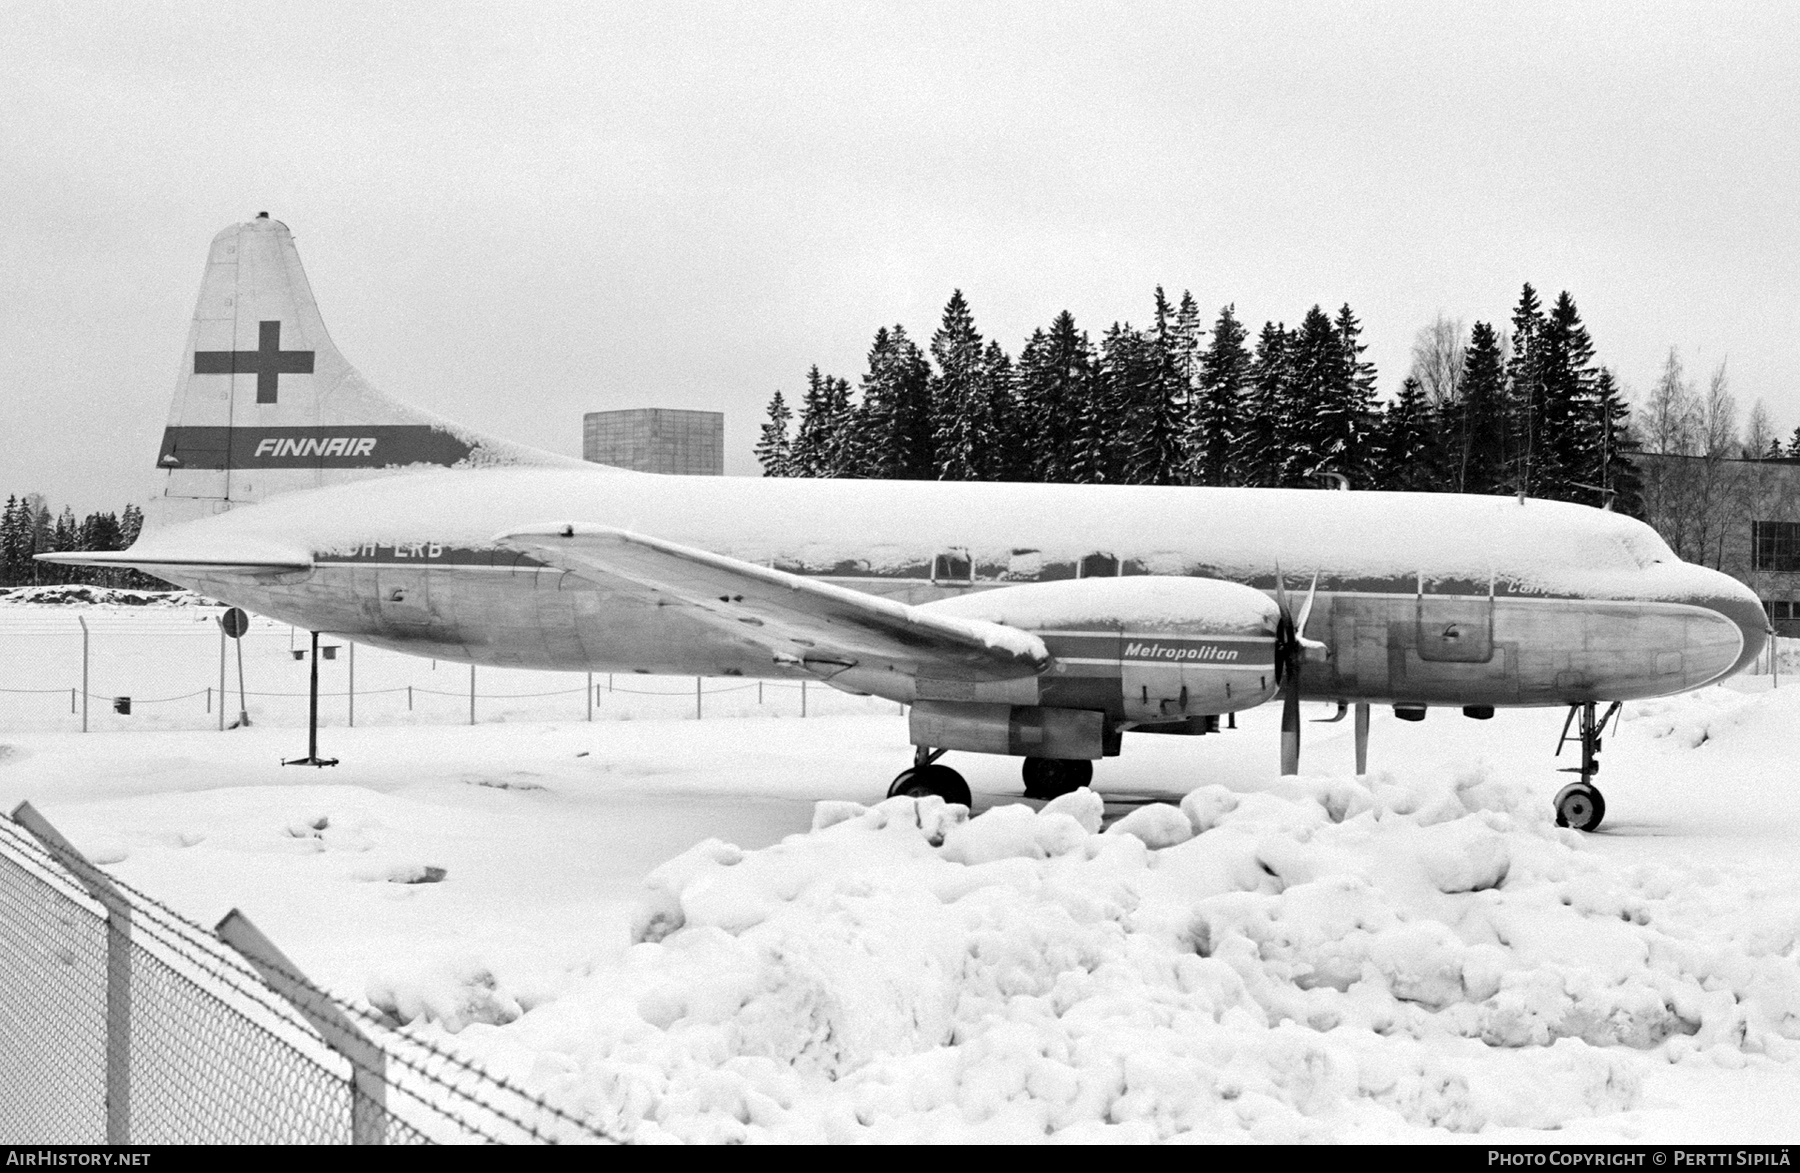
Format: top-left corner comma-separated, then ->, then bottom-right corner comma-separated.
1635,452 -> 1800,637
583,409 -> 723,476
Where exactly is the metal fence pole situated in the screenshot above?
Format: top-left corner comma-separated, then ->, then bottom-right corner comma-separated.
78,616 -> 89,733
11,802 -> 132,1143
217,621 -> 226,732
586,672 -> 593,721
696,676 -> 702,720
348,642 -> 355,728
215,910 -> 388,1145
801,678 -> 807,718
469,664 -> 476,726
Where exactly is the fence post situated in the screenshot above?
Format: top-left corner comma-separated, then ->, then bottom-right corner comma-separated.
78,616 -> 89,733
215,910 -> 387,1145
801,679 -> 807,718
407,685 -> 412,712
11,802 -> 131,1143
469,664 -> 476,726
586,672 -> 593,721
696,676 -> 702,720
348,642 -> 355,728
217,620 -> 226,732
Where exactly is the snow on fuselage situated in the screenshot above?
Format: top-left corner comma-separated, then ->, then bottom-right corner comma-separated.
134,466 -> 1767,710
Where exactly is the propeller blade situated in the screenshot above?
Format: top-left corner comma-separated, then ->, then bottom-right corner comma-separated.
1294,570 -> 1320,636
1280,679 -> 1301,775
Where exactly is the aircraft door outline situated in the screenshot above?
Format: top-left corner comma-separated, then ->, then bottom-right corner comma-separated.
1415,571 -> 1496,663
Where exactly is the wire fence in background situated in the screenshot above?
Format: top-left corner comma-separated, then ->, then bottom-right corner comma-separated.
0,806 -> 616,1145
0,606 -> 902,732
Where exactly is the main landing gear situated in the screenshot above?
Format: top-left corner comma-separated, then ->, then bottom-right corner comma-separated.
1021,757 -> 1092,800
887,750 -> 1096,807
1553,700 -> 1620,832
888,747 -> 972,808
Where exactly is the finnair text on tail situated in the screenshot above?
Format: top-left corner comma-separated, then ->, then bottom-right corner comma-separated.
253,437 -> 377,458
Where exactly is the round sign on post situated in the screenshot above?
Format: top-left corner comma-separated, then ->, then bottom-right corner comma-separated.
220,607 -> 249,639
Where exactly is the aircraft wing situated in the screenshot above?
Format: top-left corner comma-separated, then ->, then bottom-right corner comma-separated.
498,523 -> 1049,682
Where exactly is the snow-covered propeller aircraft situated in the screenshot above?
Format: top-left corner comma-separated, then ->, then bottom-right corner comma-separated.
44,216 -> 1770,831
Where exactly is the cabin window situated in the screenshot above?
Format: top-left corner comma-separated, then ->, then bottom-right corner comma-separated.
1007,549 -> 1044,580
1753,521 -> 1800,571
1077,552 -> 1119,579
931,550 -> 973,585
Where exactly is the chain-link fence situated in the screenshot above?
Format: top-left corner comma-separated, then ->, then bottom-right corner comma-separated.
0,808 -> 617,1145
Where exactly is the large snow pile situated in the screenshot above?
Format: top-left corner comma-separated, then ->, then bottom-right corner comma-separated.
432,765 -> 1800,1142
0,585 -> 211,607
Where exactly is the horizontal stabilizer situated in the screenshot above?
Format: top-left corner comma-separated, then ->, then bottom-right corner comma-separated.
35,545 -> 312,575
498,523 -> 1048,681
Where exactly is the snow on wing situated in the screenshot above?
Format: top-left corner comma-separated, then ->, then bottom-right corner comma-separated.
498,524 -> 1049,681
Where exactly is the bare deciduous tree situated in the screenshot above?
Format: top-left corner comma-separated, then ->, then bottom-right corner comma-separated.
1744,398 -> 1776,460
1407,315 -> 1467,407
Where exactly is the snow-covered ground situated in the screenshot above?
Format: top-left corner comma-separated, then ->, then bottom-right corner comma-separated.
2,607 -> 1799,1142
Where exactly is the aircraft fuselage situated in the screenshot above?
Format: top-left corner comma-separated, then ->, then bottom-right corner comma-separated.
152,467 -> 1768,718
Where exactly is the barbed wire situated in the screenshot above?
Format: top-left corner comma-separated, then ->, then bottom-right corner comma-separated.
0,818 -> 623,1144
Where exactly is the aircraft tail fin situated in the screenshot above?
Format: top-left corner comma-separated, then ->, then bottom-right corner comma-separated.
151,214 -> 578,529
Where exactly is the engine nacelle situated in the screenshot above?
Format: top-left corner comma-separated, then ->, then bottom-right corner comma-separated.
909,701 -> 1108,760
920,576 -> 1282,725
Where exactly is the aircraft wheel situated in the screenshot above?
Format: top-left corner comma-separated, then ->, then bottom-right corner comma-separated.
1553,782 -> 1606,832
888,763 -> 972,808
1022,757 -> 1093,800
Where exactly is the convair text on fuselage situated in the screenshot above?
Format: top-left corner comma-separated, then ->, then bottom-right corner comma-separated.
46,215 -> 1769,832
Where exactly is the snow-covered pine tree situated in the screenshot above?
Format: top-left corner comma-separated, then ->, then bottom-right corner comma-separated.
1504,284 -> 1548,494
1192,305 -> 1250,486
790,366 -> 853,477
981,341 -> 1024,482
846,328 -> 899,479
1535,290 -> 1595,500
929,291 -> 991,481
1588,367 -> 1644,517
1330,304 -> 1379,486
1122,288 -> 1192,485
1099,322 -> 1156,484
0,496 -> 26,587
1789,424 -> 1800,460
754,390 -> 794,477
1458,322 -> 1508,494
850,325 -> 934,479
1015,312 -> 1095,482
1285,306 -> 1349,486
45,506 -> 76,586
1373,377 -> 1437,491
1241,322 -> 1293,487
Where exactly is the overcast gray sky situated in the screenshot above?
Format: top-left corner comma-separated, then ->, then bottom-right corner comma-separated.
3,1 -> 1796,512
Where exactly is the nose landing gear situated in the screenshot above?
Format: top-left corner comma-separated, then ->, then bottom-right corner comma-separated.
1554,701 -> 1620,831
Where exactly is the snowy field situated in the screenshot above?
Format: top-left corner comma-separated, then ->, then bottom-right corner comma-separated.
3,599 -> 1800,1143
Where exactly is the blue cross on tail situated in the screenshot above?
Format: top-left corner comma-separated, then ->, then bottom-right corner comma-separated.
193,321 -> 315,404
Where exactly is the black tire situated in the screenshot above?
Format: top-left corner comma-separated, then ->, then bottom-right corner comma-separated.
888,763 -> 972,808
1554,783 -> 1607,832
1021,757 -> 1094,800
